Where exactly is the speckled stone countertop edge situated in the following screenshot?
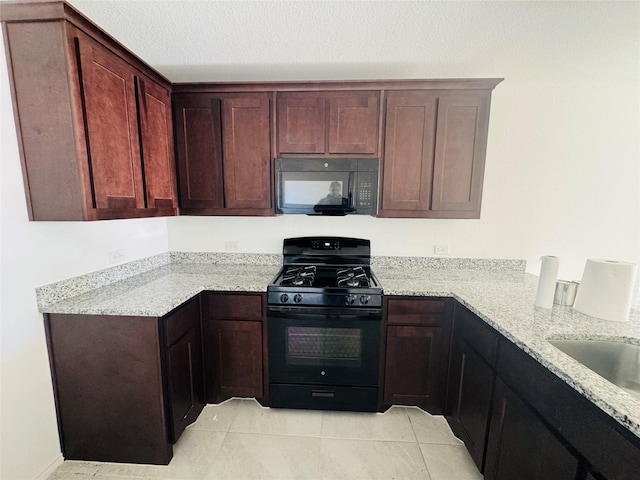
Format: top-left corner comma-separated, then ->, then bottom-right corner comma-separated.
36,252 -> 525,309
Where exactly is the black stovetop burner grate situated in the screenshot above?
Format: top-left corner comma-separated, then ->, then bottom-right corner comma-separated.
281,265 -> 317,287
337,266 -> 370,288
278,265 -> 373,289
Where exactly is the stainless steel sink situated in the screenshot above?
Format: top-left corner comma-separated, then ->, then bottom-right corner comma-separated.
548,339 -> 640,400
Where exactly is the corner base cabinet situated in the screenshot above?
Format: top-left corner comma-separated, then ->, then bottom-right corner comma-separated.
44,297 -> 204,465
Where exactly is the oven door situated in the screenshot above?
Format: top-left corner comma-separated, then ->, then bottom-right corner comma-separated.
267,306 -> 381,387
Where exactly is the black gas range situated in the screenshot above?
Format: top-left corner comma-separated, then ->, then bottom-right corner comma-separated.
268,237 -> 382,308
267,237 -> 383,412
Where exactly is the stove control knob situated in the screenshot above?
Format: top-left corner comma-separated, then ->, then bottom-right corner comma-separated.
359,295 -> 370,305
345,295 -> 356,305
280,294 -> 289,303
294,294 -> 303,303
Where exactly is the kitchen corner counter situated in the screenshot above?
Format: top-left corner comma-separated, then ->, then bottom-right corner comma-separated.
37,254 -> 640,441
376,265 -> 640,441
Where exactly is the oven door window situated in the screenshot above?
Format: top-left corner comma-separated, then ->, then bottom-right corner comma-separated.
268,309 -> 380,387
286,326 -> 362,368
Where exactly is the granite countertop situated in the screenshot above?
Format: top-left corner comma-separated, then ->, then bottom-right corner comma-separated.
36,253 -> 640,440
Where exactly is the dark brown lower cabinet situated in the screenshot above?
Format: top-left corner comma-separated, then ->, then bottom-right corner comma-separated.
447,341 -> 495,470
446,303 -> 498,472
484,378 -> 579,480
165,315 -> 205,442
383,297 -> 452,413
44,297 -> 204,465
201,292 -> 266,403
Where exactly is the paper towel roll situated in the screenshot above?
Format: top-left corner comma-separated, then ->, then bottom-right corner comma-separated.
573,259 -> 638,322
535,256 -> 559,308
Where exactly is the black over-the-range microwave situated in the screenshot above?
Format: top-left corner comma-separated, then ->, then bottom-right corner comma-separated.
274,158 -> 379,216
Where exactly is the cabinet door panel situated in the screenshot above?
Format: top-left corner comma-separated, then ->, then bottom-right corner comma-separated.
166,327 -> 204,442
222,95 -> 272,209
381,92 -> 437,211
384,325 -> 441,409
137,76 -> 177,210
454,343 -> 495,470
277,92 -> 326,154
485,379 -> 578,480
209,320 -> 263,402
77,33 -> 143,210
328,92 -> 379,154
432,92 -> 490,213
172,94 -> 224,209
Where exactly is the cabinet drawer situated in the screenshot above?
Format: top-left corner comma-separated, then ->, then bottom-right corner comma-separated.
387,297 -> 447,325
164,297 -> 199,347
459,305 -> 498,366
202,292 -> 264,321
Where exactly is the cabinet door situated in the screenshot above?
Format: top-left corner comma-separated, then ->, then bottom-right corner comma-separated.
222,95 -> 272,209
137,75 -> 177,212
277,91 -> 380,156
447,340 -> 495,471
76,32 -> 145,211
484,379 -> 579,480
172,94 -> 224,209
431,92 -> 490,214
208,320 -> 263,402
381,91 -> 437,212
277,92 -> 326,154
328,92 -> 379,154
166,326 -> 204,442
383,325 -> 443,410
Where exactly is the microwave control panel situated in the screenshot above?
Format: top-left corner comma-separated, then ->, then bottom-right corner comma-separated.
356,171 -> 378,214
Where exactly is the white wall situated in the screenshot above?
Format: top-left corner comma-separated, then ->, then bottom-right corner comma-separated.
0,39 -> 170,480
152,0 -> 639,282
1,1 -> 639,479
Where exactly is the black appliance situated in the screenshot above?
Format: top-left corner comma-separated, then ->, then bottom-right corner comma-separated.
274,158 -> 379,216
267,236 -> 383,412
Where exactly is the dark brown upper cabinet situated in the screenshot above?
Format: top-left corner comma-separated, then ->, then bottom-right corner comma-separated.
172,91 -> 273,216
276,91 -> 380,156
379,88 -> 496,219
1,2 -> 177,221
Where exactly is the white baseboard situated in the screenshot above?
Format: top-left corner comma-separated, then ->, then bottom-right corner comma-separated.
34,455 -> 63,480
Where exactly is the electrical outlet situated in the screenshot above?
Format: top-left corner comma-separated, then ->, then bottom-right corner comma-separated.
434,245 -> 450,256
225,241 -> 240,252
108,249 -> 125,264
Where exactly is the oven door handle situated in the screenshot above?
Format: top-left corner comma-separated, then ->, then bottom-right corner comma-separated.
311,390 -> 335,398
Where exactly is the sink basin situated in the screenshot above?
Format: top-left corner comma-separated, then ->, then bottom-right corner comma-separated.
548,339 -> 640,400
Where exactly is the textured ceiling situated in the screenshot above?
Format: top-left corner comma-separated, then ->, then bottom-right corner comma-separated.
65,1 -> 639,83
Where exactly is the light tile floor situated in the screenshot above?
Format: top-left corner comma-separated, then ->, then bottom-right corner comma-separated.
49,398 -> 483,480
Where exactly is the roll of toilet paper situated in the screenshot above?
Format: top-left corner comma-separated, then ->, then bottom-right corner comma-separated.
535,256 -> 559,308
573,259 -> 638,322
